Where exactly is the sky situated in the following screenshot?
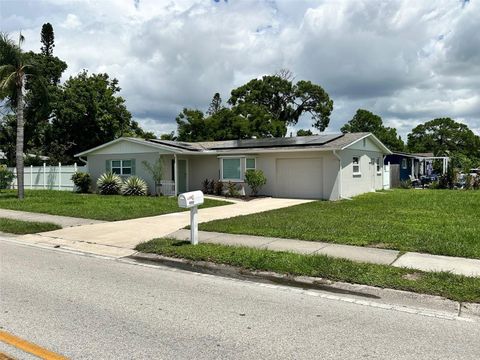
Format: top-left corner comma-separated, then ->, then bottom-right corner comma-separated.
1,0 -> 479,140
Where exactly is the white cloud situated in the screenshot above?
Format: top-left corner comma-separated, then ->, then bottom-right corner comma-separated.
60,14 -> 81,29
1,0 -> 479,139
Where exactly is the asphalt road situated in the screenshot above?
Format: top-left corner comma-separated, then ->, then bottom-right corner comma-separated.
1,239 -> 479,359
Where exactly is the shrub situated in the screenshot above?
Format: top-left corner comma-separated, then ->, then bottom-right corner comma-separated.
245,169 -> 267,196
202,179 -> 210,194
97,172 -> 123,195
214,180 -> 224,196
0,165 -> 15,191
208,179 -> 215,194
225,181 -> 239,197
142,156 -> 164,186
399,179 -> 412,189
71,172 -> 91,193
122,176 -> 148,196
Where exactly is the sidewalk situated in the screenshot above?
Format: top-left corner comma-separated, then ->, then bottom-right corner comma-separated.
0,208 -> 105,227
167,229 -> 480,278
11,197 -> 312,257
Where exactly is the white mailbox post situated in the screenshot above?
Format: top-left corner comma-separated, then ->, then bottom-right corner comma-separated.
178,190 -> 204,245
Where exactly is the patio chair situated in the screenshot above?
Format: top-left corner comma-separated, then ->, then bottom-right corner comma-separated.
409,175 -> 420,187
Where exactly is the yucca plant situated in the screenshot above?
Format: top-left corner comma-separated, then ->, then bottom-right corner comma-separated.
97,172 -> 123,195
122,176 -> 148,196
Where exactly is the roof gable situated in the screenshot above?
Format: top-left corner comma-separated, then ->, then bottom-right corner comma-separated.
75,138 -> 181,157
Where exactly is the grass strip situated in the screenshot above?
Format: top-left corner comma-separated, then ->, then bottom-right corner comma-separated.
0,190 -> 230,221
199,190 -> 480,259
0,218 -> 61,234
136,238 -> 480,303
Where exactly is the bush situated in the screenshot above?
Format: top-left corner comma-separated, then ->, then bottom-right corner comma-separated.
214,180 -> 224,196
0,165 -> 15,191
122,176 -> 148,196
208,179 -> 215,194
245,169 -> 267,196
97,172 -> 123,195
71,172 -> 91,193
202,179 -> 210,194
225,181 -> 239,197
399,179 -> 412,189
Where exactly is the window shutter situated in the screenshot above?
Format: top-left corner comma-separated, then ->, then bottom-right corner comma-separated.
131,159 -> 136,175
106,160 -> 111,172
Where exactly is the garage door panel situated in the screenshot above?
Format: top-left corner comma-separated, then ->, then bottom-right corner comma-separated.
276,158 -> 323,199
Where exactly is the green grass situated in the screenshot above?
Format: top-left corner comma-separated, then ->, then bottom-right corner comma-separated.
199,189 -> 480,259
136,238 -> 480,303
0,217 -> 61,234
0,190 -> 230,221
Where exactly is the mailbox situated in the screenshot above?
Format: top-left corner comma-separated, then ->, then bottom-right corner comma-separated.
178,190 -> 204,245
178,191 -> 204,208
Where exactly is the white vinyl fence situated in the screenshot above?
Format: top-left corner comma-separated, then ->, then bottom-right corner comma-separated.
383,162 -> 391,190
9,163 -> 87,191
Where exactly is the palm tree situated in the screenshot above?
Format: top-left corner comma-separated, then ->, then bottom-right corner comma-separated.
0,33 -> 30,199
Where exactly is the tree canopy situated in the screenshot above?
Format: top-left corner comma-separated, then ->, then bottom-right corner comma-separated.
177,74 -> 333,141
0,24 -> 154,165
341,109 -> 405,151
47,71 -> 154,163
407,118 -> 480,163
296,129 -> 314,136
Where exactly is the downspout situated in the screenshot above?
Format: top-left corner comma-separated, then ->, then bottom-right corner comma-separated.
78,156 -> 88,165
174,153 -> 178,196
333,150 -> 345,200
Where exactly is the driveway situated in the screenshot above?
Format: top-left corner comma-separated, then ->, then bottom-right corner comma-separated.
16,197 -> 312,257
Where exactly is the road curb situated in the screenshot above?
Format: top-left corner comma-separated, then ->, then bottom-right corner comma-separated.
128,251 -> 479,321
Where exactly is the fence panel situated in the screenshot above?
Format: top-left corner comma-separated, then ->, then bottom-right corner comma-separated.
390,164 -> 401,188
9,163 -> 87,191
383,163 -> 390,189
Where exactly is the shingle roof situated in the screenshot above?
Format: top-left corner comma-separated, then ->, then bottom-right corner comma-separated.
148,132 -> 374,152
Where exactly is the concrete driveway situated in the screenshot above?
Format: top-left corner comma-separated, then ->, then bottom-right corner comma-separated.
17,197 -> 312,257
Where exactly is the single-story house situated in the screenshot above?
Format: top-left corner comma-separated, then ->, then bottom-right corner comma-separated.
75,132 -> 392,200
384,152 -> 449,186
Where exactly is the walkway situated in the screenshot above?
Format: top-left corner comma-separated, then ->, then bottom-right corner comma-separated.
13,198 -> 312,258
0,208 -> 104,227
167,229 -> 480,277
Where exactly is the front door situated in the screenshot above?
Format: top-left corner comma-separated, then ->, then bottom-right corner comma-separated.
177,159 -> 187,194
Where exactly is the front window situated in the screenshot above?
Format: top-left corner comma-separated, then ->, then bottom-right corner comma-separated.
402,158 -> 407,169
111,160 -> 132,175
353,156 -> 360,174
246,158 -> 256,171
376,158 -> 381,173
222,158 -> 241,180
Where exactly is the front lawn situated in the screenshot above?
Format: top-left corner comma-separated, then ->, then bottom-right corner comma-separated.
136,238 -> 480,303
0,190 -> 230,221
0,218 -> 61,234
199,190 -> 480,259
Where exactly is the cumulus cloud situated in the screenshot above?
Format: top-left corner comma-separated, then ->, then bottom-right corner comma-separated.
1,0 -> 479,139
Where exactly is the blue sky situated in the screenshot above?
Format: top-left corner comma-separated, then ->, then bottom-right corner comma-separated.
1,0 -> 479,139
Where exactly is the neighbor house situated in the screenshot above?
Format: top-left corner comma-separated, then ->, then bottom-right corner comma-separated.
385,151 -> 449,187
75,132 -> 391,200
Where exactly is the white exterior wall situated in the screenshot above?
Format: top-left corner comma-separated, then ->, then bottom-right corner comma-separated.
88,152 -> 172,193
339,137 -> 385,198
186,155 -> 220,192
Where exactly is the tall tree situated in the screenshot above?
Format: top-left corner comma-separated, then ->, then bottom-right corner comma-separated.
48,71 -> 149,162
0,33 -> 32,199
206,92 -> 223,116
229,75 -> 333,134
40,23 -> 55,57
341,109 -> 404,151
407,118 -> 480,161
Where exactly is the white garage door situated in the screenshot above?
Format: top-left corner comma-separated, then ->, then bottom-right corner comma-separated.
276,158 -> 323,199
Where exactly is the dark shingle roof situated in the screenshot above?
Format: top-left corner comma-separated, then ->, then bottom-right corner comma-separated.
148,133 -> 372,152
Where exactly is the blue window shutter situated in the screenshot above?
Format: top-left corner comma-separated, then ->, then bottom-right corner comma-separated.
131,159 -> 136,175
106,160 -> 111,172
